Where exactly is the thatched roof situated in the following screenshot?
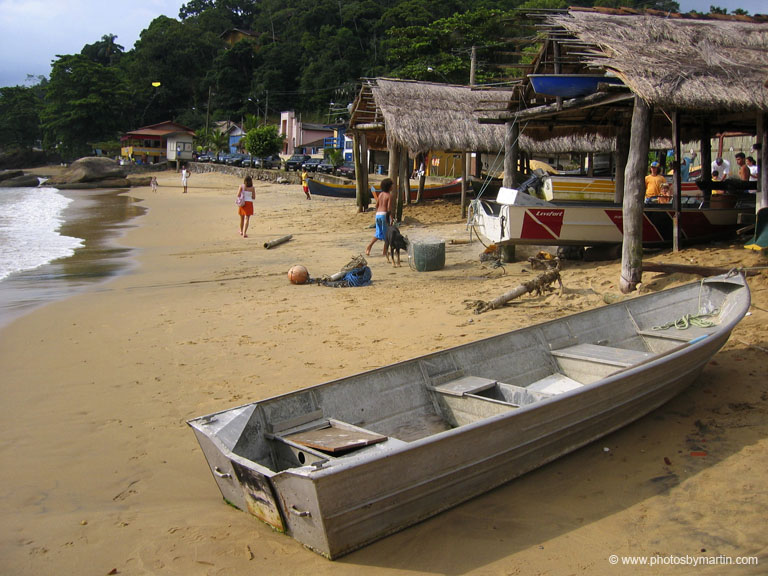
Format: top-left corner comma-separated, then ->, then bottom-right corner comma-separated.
547,10 -> 768,112
349,78 -> 512,154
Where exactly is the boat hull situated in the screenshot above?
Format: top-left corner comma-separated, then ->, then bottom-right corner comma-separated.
307,177 -> 463,200
471,199 -> 745,247
528,74 -> 625,98
189,274 -> 749,559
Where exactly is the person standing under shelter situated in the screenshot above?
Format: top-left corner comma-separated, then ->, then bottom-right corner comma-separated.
681,150 -> 697,182
181,165 -> 190,194
746,156 -> 758,182
711,157 -> 729,181
645,161 -> 667,201
735,152 -> 750,181
365,178 -> 393,256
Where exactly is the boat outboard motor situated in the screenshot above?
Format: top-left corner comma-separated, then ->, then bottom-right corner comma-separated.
518,170 -> 545,198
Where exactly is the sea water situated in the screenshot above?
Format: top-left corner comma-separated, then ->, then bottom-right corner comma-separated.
0,186 -> 146,330
0,186 -> 84,281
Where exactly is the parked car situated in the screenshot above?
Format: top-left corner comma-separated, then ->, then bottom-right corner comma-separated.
285,154 -> 311,171
302,158 -> 323,172
214,153 -> 232,164
261,154 -> 283,169
316,159 -> 336,174
226,153 -> 247,166
196,152 -> 213,163
336,161 -> 355,179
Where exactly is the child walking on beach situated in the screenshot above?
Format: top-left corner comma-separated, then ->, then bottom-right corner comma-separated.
237,175 -> 256,238
151,176 -> 158,192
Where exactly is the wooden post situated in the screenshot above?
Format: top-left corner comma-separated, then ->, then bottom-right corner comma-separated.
615,121 -> 631,203
360,133 -> 369,209
671,110 -> 682,252
461,152 -> 469,219
504,120 -> 519,188
401,146 -> 411,207
353,133 -> 364,212
759,113 -> 768,211
388,144 -> 399,189
620,96 -> 652,294
700,120 -> 712,206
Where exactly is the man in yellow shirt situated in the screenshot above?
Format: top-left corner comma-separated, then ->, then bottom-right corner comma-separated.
645,161 -> 667,201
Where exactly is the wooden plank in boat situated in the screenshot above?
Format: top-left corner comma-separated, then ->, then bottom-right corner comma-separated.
432,376 -> 497,396
552,343 -> 651,367
284,422 -> 387,454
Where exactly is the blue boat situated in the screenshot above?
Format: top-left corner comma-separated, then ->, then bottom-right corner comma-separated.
528,74 -> 624,99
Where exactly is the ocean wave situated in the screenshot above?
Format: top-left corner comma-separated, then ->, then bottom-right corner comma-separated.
0,187 -> 84,281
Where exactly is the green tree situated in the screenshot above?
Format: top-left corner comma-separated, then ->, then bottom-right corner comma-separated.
41,54 -> 130,158
386,9 -> 515,84
81,34 -> 125,65
0,86 -> 43,149
710,5 -> 727,14
241,124 -> 284,157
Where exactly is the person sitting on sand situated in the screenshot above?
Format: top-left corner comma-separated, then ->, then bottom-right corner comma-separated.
237,175 -> 256,238
365,178 -> 393,256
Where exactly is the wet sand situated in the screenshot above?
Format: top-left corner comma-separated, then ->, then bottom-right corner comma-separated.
0,169 -> 766,575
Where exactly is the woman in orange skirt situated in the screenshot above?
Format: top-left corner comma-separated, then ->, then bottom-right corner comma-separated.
237,175 -> 256,237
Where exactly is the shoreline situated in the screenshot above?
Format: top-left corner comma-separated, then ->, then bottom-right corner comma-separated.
1,168 -> 766,575
0,187 -> 146,330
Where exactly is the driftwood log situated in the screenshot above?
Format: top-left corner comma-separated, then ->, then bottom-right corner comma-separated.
472,268 -> 562,314
263,234 -> 293,249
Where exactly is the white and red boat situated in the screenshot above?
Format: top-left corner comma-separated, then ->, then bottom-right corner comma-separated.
470,187 -> 746,248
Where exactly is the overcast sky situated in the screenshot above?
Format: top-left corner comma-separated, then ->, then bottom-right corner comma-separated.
0,0 -> 185,87
0,0 -> 764,88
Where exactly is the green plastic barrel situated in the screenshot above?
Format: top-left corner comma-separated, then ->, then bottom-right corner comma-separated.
408,238 -> 445,271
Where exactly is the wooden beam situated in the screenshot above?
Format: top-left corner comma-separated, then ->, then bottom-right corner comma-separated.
620,95 -> 651,294
671,110 -> 682,252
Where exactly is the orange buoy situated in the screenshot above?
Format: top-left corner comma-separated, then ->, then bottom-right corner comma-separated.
288,265 -> 309,285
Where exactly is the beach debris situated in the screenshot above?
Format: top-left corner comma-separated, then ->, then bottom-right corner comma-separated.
264,234 -> 293,249
527,251 -> 559,270
469,267 -> 563,314
312,254 -> 372,287
288,265 -> 310,284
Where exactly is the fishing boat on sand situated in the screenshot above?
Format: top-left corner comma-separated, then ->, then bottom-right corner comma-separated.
188,272 -> 749,559
307,177 -> 463,200
470,187 -> 748,248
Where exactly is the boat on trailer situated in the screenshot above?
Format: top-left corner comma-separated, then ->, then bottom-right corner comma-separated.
188,272 -> 750,559
307,177 -> 463,200
470,187 -> 747,248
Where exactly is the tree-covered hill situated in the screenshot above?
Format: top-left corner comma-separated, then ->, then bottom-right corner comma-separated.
2,0 -> 743,159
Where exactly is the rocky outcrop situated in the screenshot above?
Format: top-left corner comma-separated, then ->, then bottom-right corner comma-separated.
0,174 -> 41,187
0,169 -> 24,182
47,157 -> 127,186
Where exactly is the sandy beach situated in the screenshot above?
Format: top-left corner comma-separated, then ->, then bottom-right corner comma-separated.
1,168 -> 766,575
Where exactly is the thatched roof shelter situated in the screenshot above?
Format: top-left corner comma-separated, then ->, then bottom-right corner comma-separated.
482,8 -> 768,141
349,78 -> 513,154
349,77 -> 622,155
552,10 -> 768,113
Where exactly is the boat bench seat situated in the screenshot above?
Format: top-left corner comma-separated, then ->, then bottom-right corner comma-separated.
551,343 -> 651,367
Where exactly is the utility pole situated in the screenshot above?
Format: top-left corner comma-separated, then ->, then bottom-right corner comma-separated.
469,46 -> 477,86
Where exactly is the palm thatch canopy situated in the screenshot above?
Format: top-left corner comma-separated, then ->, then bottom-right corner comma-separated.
550,10 -> 768,112
349,78 -> 513,154
481,9 -> 768,142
